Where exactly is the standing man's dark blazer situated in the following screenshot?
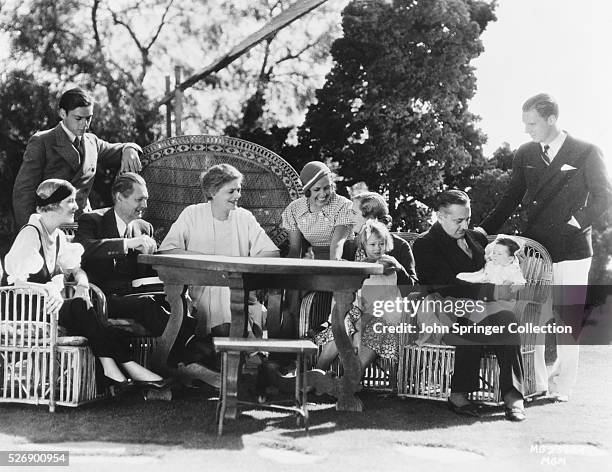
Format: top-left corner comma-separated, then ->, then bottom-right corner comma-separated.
412,222 -> 524,397
74,208 -> 168,336
12,124 -> 141,228
480,135 -> 612,263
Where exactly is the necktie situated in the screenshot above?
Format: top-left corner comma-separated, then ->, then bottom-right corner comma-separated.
73,137 -> 85,163
457,237 -> 473,258
541,144 -> 551,165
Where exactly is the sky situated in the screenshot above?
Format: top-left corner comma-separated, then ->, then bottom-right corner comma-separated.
470,0 -> 612,171
1,0 -> 610,175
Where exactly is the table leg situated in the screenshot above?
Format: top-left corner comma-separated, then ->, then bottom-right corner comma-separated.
331,289 -> 363,411
224,277 -> 249,420
305,289 -> 363,412
151,283 -> 185,374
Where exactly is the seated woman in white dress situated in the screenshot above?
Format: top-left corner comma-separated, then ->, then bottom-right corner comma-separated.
4,179 -> 166,391
158,164 -> 279,375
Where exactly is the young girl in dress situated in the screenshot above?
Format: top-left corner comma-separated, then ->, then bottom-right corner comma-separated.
416,235 -> 526,344
315,220 -> 405,373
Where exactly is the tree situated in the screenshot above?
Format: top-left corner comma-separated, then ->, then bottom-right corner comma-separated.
0,0 -> 345,215
293,0 -> 496,230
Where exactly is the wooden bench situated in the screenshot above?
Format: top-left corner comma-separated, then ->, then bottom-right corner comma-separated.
213,337 -> 317,436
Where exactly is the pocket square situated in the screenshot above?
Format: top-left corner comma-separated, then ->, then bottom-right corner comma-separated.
560,164 -> 577,171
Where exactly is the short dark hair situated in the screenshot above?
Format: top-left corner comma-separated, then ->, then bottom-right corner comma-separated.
59,87 -> 93,112
522,93 -> 559,119
111,172 -> 146,204
494,236 -> 521,256
435,189 -> 470,211
353,192 -> 392,225
200,164 -> 243,201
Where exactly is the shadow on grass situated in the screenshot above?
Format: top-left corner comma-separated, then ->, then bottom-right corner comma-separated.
0,380 -> 512,451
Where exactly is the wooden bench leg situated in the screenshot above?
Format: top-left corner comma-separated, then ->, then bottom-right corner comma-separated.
217,352 -> 229,436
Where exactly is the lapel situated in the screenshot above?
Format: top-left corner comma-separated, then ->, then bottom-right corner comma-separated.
463,230 -> 483,256
532,134 -> 580,199
81,133 -> 96,171
51,124 -> 81,170
430,223 -> 484,272
101,208 -> 121,238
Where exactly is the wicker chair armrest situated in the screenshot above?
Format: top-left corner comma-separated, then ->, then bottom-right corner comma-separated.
299,292 -> 317,338
63,281 -> 108,325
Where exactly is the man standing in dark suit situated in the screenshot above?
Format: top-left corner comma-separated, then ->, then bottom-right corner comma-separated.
413,190 -> 526,421
12,87 -> 143,228
477,93 -> 612,402
74,173 -> 169,337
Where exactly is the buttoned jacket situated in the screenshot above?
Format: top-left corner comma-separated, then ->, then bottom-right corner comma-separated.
481,135 -> 611,262
12,124 -> 141,227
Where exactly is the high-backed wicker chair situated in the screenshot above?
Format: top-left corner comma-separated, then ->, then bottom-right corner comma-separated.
135,135 -> 303,368
395,233 -> 553,403
140,135 -> 302,248
0,283 -> 104,411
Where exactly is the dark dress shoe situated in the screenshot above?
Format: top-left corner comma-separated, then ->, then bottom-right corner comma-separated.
447,399 -> 480,417
134,378 -> 170,390
504,406 -> 526,422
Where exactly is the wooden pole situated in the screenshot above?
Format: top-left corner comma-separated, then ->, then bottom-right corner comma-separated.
165,75 -> 172,138
174,66 -> 183,136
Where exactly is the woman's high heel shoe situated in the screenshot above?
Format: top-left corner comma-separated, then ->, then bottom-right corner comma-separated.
104,376 -> 133,397
133,378 -> 170,390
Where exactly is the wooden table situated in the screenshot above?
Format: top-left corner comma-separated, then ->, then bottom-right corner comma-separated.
139,254 -> 382,414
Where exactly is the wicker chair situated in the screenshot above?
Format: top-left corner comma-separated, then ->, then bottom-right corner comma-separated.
138,135 -> 303,368
395,233 -> 553,403
298,258 -> 398,393
140,135 -> 302,249
0,283 -> 105,411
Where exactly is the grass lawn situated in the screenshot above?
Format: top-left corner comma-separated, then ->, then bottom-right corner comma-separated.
0,344 -> 610,471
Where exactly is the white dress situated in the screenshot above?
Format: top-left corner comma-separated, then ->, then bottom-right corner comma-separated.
159,203 -> 278,335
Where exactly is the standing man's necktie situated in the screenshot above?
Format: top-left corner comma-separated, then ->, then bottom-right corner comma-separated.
541,144 -> 551,166
73,136 -> 85,163
457,237 -> 473,258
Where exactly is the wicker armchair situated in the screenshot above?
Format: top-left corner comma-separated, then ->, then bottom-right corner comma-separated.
140,135 -> 302,250
395,233 -> 553,403
138,135 -> 303,370
0,283 -> 105,411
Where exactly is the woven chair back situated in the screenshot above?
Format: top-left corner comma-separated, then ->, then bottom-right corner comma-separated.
140,135 -> 302,249
394,232 -> 553,288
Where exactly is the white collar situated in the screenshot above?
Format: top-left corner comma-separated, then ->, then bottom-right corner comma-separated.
114,210 -> 129,237
542,131 -> 567,161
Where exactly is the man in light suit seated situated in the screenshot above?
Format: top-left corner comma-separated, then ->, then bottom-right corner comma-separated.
74,173 -> 170,337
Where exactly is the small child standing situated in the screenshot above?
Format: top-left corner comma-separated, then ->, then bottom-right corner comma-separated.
314,220 -> 405,371
416,235 -> 526,344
